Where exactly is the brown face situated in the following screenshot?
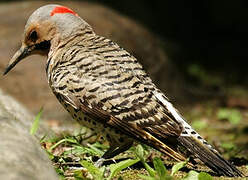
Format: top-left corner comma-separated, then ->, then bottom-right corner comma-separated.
25,27 -> 51,55
3,23 -> 51,75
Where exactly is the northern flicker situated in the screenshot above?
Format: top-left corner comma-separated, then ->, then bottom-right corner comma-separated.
3,4 -> 243,177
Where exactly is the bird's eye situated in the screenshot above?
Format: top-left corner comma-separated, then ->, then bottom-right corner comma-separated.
29,30 -> 38,42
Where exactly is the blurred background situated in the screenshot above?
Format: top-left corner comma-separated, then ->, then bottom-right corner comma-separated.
0,0 -> 247,162
101,0 -> 248,85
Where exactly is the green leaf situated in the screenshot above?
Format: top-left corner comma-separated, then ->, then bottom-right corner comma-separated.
220,142 -> 236,151
171,158 -> 189,176
153,157 -> 168,179
144,162 -> 156,178
30,107 -> 43,135
217,108 -> 242,125
192,120 -> 207,130
86,143 -> 105,156
138,174 -> 156,180
92,141 -> 109,150
135,145 -> 156,177
48,138 -> 78,152
55,167 -> 65,177
135,144 -> 145,162
229,109 -> 242,125
80,160 -> 104,180
108,158 -> 140,180
39,134 -> 47,143
63,144 -> 102,157
182,170 -> 199,180
74,170 -> 86,180
187,64 -> 222,86
45,149 -> 54,160
198,172 -> 213,180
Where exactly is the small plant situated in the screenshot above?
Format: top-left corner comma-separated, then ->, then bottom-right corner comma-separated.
191,120 -> 207,131
80,160 -> 105,180
77,158 -> 139,180
30,107 -> 43,135
135,145 -> 213,180
108,158 -> 140,179
138,157 -> 173,180
217,108 -> 242,125
187,64 -> 222,86
182,171 -> 212,180
171,159 -> 189,176
135,144 -> 185,180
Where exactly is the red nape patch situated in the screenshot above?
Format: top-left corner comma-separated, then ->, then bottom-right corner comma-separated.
50,6 -> 78,16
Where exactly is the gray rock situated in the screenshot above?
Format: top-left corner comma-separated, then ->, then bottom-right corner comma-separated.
0,90 -> 58,180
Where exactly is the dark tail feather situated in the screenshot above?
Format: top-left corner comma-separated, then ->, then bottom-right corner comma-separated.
177,136 -> 244,177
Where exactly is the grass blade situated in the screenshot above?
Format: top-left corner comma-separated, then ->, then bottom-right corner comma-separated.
198,172 -> 213,180
171,158 -> 189,176
108,158 -> 140,180
48,138 -> 78,152
80,160 -> 104,180
86,143 -> 105,156
135,145 -> 156,177
138,174 -> 156,180
182,170 -> 199,180
153,157 -> 168,179
30,107 -> 43,135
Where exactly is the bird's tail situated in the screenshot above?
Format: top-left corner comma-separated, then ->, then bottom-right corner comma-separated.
177,135 -> 244,177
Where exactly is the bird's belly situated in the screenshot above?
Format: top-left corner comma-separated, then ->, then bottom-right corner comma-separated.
61,101 -> 129,144
61,102 -> 103,130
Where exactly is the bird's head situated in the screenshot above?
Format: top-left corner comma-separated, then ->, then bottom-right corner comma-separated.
4,4 -> 92,75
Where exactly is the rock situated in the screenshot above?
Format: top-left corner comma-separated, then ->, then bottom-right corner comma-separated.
0,1 -> 185,123
0,89 -> 58,180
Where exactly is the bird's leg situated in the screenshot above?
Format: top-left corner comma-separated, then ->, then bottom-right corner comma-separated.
94,140 -> 133,167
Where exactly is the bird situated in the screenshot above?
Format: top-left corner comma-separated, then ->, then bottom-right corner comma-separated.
3,4 -> 243,177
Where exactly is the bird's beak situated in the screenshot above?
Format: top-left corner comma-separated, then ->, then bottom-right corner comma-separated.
3,45 -> 32,75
